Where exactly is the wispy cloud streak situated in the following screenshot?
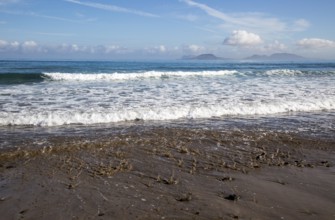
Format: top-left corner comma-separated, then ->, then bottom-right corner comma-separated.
0,0 -> 19,6
34,32 -> 75,37
0,9 -> 90,23
65,0 -> 158,18
182,0 -> 240,25
181,0 -> 306,33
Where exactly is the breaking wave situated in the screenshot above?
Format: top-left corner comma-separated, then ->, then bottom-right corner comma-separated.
42,70 -> 238,81
1,99 -> 334,127
1,69 -> 334,84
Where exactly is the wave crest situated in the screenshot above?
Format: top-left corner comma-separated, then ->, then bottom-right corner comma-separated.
1,99 -> 334,127
43,70 -> 238,81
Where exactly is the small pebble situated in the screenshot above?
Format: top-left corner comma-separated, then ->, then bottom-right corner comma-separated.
224,194 -> 240,201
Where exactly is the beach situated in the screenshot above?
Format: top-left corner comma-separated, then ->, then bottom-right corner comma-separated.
2,0 -> 335,218
1,123 -> 334,219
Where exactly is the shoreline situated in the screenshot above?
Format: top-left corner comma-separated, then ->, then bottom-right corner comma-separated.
1,127 -> 334,219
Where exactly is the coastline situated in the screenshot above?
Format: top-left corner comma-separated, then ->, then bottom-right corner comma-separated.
1,126 -> 334,219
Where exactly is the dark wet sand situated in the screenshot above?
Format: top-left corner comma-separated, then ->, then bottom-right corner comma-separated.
1,127 -> 334,219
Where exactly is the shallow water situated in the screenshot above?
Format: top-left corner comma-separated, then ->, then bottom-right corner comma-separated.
1,112 -> 334,152
1,60 -> 334,151
1,61 -> 334,127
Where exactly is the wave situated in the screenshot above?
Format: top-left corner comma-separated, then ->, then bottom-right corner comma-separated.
1,69 -> 334,84
1,99 -> 334,127
0,73 -> 45,84
264,69 -> 335,76
0,70 -> 237,84
264,69 -> 303,75
45,69 -> 316,82
43,70 -> 238,81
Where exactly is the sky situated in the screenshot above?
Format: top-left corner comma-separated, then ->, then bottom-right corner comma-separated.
0,0 -> 335,60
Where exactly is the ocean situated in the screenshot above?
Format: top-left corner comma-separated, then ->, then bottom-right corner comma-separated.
1,60 -> 335,150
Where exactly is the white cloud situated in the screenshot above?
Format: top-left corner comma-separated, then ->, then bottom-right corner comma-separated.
102,45 -> 131,54
180,44 -> 205,55
293,19 -> 310,31
70,44 -> 79,52
55,43 -> 132,55
0,39 -> 8,49
0,40 -> 208,58
144,45 -> 169,54
223,30 -> 262,47
0,39 -> 171,58
56,43 -> 90,53
141,44 -> 208,57
65,0 -> 158,17
10,41 -> 19,48
22,40 -> 46,53
297,38 -> 335,49
0,39 -> 45,53
103,45 -> 121,54
158,45 -> 166,52
264,40 -> 287,52
0,39 -> 20,51
22,40 -> 37,48
21,40 -> 38,51
187,44 -> 203,52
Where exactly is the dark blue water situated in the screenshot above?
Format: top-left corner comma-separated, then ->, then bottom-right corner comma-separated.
1,60 -> 335,84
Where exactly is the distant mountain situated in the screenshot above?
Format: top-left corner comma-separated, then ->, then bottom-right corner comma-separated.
245,53 -> 305,61
192,54 -> 221,60
182,54 -> 228,60
182,53 -> 306,61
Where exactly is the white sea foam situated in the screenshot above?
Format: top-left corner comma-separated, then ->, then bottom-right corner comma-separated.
264,69 -> 303,75
2,64 -> 335,127
1,99 -> 334,126
43,70 -> 238,81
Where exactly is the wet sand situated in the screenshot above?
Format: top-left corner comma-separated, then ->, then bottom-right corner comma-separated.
0,127 -> 334,219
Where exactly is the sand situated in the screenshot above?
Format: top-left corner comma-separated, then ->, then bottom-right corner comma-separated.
0,127 -> 334,219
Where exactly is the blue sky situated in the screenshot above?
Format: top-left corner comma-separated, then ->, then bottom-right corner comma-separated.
0,0 -> 335,60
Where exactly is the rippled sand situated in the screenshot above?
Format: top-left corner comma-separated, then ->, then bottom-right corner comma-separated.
1,126 -> 334,219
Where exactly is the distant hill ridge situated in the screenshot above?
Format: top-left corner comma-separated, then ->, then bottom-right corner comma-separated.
182,53 -> 305,61
245,53 -> 305,60
182,54 -> 228,60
